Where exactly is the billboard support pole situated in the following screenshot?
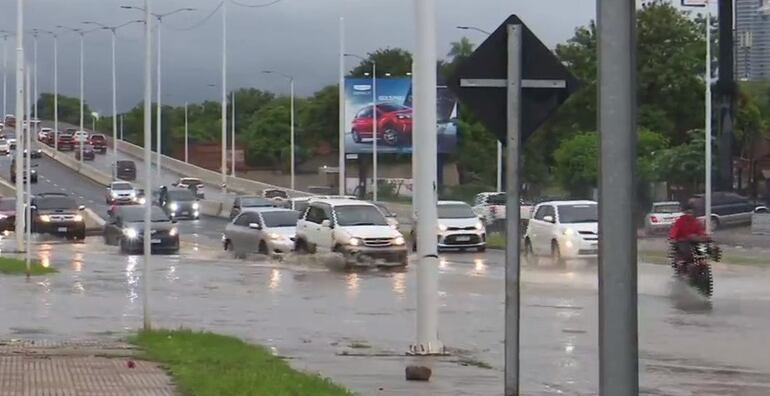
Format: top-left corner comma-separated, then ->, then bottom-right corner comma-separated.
372,62 -> 378,201
338,17 -> 346,196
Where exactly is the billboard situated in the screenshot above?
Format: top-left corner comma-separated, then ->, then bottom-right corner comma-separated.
344,77 -> 458,155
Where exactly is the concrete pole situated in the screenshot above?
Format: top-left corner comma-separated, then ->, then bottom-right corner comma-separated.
53,34 -> 58,152
338,17 -> 346,195
597,0 -> 639,394
411,0 -> 442,356
231,90 -> 235,177
142,0 -> 153,331
372,62 -> 378,201
220,0 -> 228,193
111,28 -> 118,179
504,24 -> 523,396
25,65 -> 31,274
705,3 -> 712,234
78,32 -> 84,164
155,16 -> 162,178
120,114 -> 124,140
184,101 -> 188,163
497,142 -> 502,191
2,34 -> 6,120
14,0 -> 25,253
33,33 -> 38,140
290,78 -> 295,190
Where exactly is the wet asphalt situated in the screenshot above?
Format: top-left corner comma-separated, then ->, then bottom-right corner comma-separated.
1,232 -> 769,395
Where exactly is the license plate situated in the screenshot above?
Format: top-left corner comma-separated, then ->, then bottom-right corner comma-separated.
151,239 -> 161,244
455,236 -> 471,242
182,211 -> 189,215
58,227 -> 67,232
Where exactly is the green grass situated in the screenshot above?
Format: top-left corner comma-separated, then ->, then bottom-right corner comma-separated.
0,257 -> 57,275
486,233 -> 506,249
131,329 -> 353,396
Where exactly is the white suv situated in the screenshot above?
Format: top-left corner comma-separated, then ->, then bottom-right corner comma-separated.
524,200 -> 598,265
295,199 -> 408,267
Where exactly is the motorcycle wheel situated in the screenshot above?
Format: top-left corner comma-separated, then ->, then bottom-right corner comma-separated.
688,260 -> 713,298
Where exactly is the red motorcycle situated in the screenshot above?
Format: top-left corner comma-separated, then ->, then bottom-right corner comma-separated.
670,240 -> 721,297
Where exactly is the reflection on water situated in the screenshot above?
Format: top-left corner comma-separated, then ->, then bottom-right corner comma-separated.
439,257 -> 448,270
125,256 -> 139,304
166,265 -> 179,283
392,272 -> 406,296
71,252 -> 84,272
471,258 -> 487,277
346,273 -> 360,297
269,269 -> 282,291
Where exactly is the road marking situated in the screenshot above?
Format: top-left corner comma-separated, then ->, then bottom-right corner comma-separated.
79,196 -> 84,199
61,187 -> 66,191
52,183 -> 58,187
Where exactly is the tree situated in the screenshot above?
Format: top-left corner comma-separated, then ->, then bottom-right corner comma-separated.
349,48 -> 413,77
37,93 -> 93,127
441,37 -> 476,82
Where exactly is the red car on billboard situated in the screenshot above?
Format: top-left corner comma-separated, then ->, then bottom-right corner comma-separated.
351,103 -> 412,147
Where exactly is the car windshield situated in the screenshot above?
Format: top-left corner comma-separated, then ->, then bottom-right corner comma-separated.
118,161 -> 135,168
112,182 -> 133,191
335,205 -> 388,226
167,190 -> 195,201
181,179 -> 202,185
264,190 -> 288,199
241,197 -> 272,207
35,197 -> 78,210
121,206 -> 169,222
438,203 -> 476,219
262,210 -> 300,227
3,133 -> 15,139
374,202 -> 395,217
652,203 -> 681,213
558,204 -> 598,223
0,199 -> 15,211
486,193 -> 506,205
91,135 -> 105,141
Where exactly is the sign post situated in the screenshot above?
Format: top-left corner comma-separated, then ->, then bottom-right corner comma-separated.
449,15 -> 578,395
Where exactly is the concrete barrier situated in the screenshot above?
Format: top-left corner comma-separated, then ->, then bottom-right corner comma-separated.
0,179 -> 16,197
752,213 -> 770,235
115,140 -> 314,198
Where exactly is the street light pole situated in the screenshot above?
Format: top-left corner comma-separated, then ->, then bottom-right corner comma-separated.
221,0 -> 228,193
14,0 -> 25,253
705,3 -> 712,234
184,101 -> 188,163
58,26 -> 90,164
1,32 -> 7,119
32,31 -> 38,141
338,17 -> 346,195
24,64 -> 32,274
263,70 -> 296,190
372,62 -> 377,201
411,0 -> 442,355
231,91 -> 235,177
142,0 -> 153,331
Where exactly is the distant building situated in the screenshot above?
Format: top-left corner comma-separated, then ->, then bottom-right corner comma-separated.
736,0 -> 770,80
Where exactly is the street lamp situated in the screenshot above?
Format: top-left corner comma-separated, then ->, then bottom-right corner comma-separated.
122,6 -> 195,178
57,25 -> 97,165
344,53 -> 378,200
35,30 -> 59,151
91,112 -> 99,133
456,25 -> 501,192
0,30 -> 10,120
82,19 -> 144,178
263,70 -> 296,190
13,0 -> 24,254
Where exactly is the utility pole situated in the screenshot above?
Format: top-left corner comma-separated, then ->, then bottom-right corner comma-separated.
14,0 -> 25,253
338,17 -> 346,195
717,0 -> 735,191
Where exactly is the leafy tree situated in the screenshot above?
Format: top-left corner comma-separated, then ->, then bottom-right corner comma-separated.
448,37 -> 475,60
349,48 -> 413,77
37,93 -> 93,127
298,85 -> 339,150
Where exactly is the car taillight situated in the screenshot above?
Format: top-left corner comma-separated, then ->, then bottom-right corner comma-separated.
650,215 -> 659,223
490,206 -> 496,215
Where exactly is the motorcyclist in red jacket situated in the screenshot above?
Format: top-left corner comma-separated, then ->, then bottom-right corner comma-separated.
669,200 -> 708,264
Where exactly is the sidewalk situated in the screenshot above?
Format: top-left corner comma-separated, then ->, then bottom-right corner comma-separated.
0,340 -> 175,396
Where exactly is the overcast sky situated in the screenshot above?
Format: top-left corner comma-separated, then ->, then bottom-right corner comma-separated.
0,0 -> 598,115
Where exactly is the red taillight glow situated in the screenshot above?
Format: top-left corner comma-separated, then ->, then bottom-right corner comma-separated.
650,215 -> 659,223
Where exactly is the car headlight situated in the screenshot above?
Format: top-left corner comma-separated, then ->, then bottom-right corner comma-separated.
393,236 -> 406,246
562,228 -> 575,237
348,237 -> 361,246
169,202 -> 178,211
438,224 -> 448,232
111,192 -> 118,198
129,191 -> 136,198
169,227 -> 178,237
192,202 -> 200,210
74,215 -> 83,222
123,228 -> 138,239
0,214 -> 7,220
475,221 -> 484,230
269,232 -> 282,240
137,197 -> 146,205
40,215 -> 51,222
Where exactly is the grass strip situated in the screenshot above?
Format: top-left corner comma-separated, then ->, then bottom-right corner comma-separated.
0,257 -> 57,275
131,329 -> 353,396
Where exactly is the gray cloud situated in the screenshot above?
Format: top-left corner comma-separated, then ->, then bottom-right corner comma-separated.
0,0 -> 594,115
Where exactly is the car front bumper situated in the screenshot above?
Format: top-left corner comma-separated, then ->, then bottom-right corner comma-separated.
557,235 -> 598,259
267,238 -> 295,254
34,221 -> 86,236
342,244 -> 408,264
123,236 -> 180,253
437,229 -> 486,249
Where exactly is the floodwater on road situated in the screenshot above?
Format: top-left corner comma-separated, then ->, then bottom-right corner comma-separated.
1,235 -> 769,395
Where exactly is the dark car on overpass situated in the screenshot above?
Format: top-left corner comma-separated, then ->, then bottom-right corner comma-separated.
103,205 -> 179,254
157,186 -> 200,220
116,160 -> 136,181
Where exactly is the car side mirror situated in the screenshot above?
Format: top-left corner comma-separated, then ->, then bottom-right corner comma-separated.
78,205 -> 86,211
321,219 -> 332,228
249,223 -> 262,230
543,215 -> 554,223
30,205 -> 37,210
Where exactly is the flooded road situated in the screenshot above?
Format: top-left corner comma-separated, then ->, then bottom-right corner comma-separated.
1,234 -> 769,395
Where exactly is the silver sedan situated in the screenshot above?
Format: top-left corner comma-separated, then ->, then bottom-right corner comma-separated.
223,208 -> 300,256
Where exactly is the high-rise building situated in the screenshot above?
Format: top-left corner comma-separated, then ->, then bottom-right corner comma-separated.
736,0 -> 770,80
